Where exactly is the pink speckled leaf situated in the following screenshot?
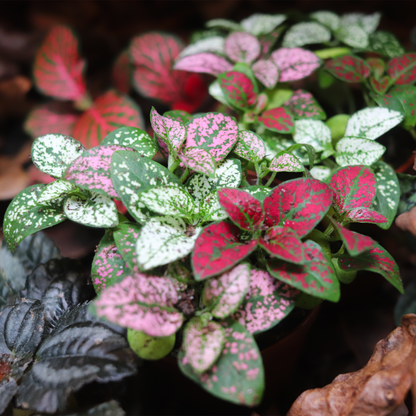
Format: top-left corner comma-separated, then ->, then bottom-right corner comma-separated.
329,165 -> 376,214
325,55 -> 370,83
218,71 -> 257,110
92,272 -> 183,336
346,207 -> 387,224
33,25 -> 87,102
72,90 -> 144,148
192,222 -> 257,281
370,76 -> 390,94
338,242 -> 403,293
267,240 -> 340,301
233,130 -> 266,163
112,49 -> 131,94
257,107 -> 294,133
388,53 -> 416,85
272,48 -> 321,82
183,317 -> 225,374
259,226 -> 305,264
185,113 -> 238,162
232,268 -> 298,334
328,217 -> 373,256
150,107 -> 186,155
203,263 -> 251,318
113,222 -> 141,272
65,145 -> 131,198
224,32 -> 260,64
174,52 -> 233,75
178,147 -> 216,177
263,178 -> 332,237
179,320 -> 264,406
218,188 -> 264,232
252,59 -> 279,89
283,89 -> 326,120
268,151 -> 304,172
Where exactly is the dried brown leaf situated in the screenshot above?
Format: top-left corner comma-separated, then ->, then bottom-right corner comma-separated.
395,206 -> 416,236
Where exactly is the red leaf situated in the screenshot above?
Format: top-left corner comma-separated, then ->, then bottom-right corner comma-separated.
24,102 -> 80,138
72,90 -> 144,148
325,55 -> 370,83
33,25 -> 87,102
388,53 -> 416,85
172,73 -> 207,113
329,166 -> 376,214
218,71 -> 257,110
347,207 -> 387,224
218,188 -> 264,232
258,107 -> 294,133
263,178 -> 332,237
112,50 -> 131,94
192,222 -> 257,281
259,226 -> 305,264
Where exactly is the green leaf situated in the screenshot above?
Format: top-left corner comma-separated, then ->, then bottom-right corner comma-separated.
282,22 -> 331,48
397,173 -> 416,215
336,137 -> 385,166
369,31 -> 405,58
336,25 -> 369,48
310,11 -> 340,31
113,222 -> 141,271
326,114 -> 350,143
294,119 -> 332,152
206,18 -> 242,31
3,185 -> 66,252
233,131 -> 266,163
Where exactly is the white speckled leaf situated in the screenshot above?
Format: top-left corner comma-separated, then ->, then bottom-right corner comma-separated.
183,317 -> 225,374
263,135 -> 310,165
310,11 -> 340,31
136,216 -> 201,270
3,185 -> 66,251
282,22 -> 331,48
178,147 -> 216,177
179,37 -> 225,58
241,14 -> 286,36
206,19 -> 242,32
209,81 -> 229,105
203,263 -> 251,318
341,12 -> 381,34
294,119 -> 332,152
310,166 -> 332,181
344,107 -> 404,141
64,192 -> 118,228
139,186 -> 195,218
198,190 -> 228,221
31,134 -> 85,178
224,32 -> 260,64
336,25 -> 369,48
269,151 -> 304,172
252,59 -> 279,89
336,138 -> 386,166
234,131 -> 266,163
37,179 -> 78,204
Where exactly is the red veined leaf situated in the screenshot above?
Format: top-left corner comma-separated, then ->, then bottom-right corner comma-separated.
33,25 -> 87,102
173,52 -> 233,76
267,240 -> 340,302
338,243 -> 403,293
252,59 -> 279,89
271,48 -> 321,82
257,107 -> 294,133
178,147 -> 216,177
218,188 -> 264,232
283,89 -> 326,120
387,53 -> 416,85
218,71 -> 257,110
112,50 -> 131,94
224,32 -> 261,63
24,102 -> 80,138
370,76 -> 390,94
346,207 -> 387,224
367,57 -> 385,79
192,222 -> 257,281
325,55 -> 370,83
329,165 -> 376,214
72,90 -> 144,148
263,178 -> 332,237
259,226 -> 305,264
185,113 -> 238,162
328,217 -> 373,256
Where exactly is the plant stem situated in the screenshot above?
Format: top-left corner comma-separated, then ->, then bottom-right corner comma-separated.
169,159 -> 180,173
265,172 -> 277,187
323,223 -> 334,237
410,128 -> 416,142
179,168 -> 189,183
254,162 -> 260,185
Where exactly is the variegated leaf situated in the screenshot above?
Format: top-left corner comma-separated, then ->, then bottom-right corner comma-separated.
252,59 -> 279,89
267,240 -> 340,301
3,185 -> 66,251
258,107 -> 294,133
224,32 -> 260,63
310,166 -> 331,181
192,222 -> 257,281
37,179 -> 78,204
340,12 -> 381,34
101,127 -> 157,158
268,152 -> 304,172
165,261 -> 191,292
31,134 -> 85,179
336,25 -> 369,49
218,188 -> 264,232
233,131 -> 266,162
294,119 -> 332,152
64,192 -> 118,228
272,48 -> 321,82
346,207 -> 387,224
338,243 -> 403,293
183,317 -> 225,374
282,22 -> 331,48
325,55 -> 370,83
370,76 -> 390,94
263,178 -> 331,237
173,53 -> 233,75
179,320 -> 264,406
139,186 -> 195,218
310,11 -> 340,31
209,80 -> 229,105
164,110 -> 193,123
275,142 -> 316,168
218,71 -> 257,110
283,89 -> 326,120
113,222 -> 141,272
369,31 -> 404,59
185,113 -> 238,162
179,37 -> 225,58
241,14 -> 286,36
335,138 -> 385,166
178,147 -> 216,177
206,18 -> 242,31
387,53 -> 416,85
232,268 -> 298,334
203,263 -> 250,318
198,190 -> 227,222
243,186 -> 271,202
92,272 -> 183,336
344,107 -> 404,140
367,57 -> 386,78
136,216 -> 200,270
